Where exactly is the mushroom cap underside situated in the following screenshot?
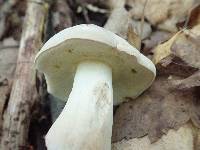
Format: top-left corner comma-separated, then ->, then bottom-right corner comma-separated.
35,24 -> 156,105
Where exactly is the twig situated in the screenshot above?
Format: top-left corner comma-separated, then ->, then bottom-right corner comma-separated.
0,0 -> 20,39
140,0 -> 148,50
52,0 -> 72,33
0,0 -> 49,149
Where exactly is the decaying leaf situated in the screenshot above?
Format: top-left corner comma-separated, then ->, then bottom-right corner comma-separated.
126,0 -> 196,32
190,93 -> 200,129
194,127 -> 200,150
104,7 -> 129,39
171,25 -> 200,69
152,31 -> 182,64
152,24 -> 200,77
156,58 -> 198,77
131,20 -> 152,40
127,24 -> 141,50
171,71 -> 200,89
185,3 -> 200,29
142,30 -> 172,55
112,75 -> 200,143
112,123 -> 195,150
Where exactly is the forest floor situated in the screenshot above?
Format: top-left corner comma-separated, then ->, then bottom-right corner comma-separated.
0,0 -> 200,149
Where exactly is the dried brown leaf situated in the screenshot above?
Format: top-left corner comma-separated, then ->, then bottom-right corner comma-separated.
152,31 -> 182,64
171,25 -> 200,69
156,56 -> 198,77
112,75 -> 199,143
185,3 -> 200,29
171,71 -> 200,89
104,7 -> 129,39
152,24 -> 200,77
142,31 -> 172,55
127,24 -> 141,50
131,20 -> 152,40
127,0 -> 195,32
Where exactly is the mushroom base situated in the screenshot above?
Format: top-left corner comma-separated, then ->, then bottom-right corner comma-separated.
45,61 -> 113,150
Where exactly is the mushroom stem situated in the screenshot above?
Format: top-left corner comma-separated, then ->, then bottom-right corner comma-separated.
45,61 -> 113,150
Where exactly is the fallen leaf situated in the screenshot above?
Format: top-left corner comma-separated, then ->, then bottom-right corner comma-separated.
112,123 -> 195,150
112,75 -> 199,143
127,24 -> 141,50
185,3 -> 200,29
142,30 -> 172,55
152,24 -> 200,77
131,19 -> 152,40
156,57 -> 198,77
152,31 -> 182,64
190,93 -> 200,129
171,71 -> 200,89
104,7 -> 129,39
171,25 -> 200,69
127,0 -> 195,32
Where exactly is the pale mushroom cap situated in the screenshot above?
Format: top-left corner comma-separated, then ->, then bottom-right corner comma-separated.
35,24 -> 156,105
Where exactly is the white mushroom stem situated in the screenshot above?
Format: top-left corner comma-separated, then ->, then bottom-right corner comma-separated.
45,61 -> 113,150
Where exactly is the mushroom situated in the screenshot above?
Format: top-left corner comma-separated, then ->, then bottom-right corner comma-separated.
34,24 -> 156,150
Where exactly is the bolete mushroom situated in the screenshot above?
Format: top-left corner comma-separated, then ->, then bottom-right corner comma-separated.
34,24 -> 156,150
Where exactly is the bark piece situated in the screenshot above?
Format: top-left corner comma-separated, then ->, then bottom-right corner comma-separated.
0,1 -> 49,149
0,39 -> 19,133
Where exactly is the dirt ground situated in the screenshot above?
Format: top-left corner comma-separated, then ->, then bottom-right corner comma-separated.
0,0 -> 200,149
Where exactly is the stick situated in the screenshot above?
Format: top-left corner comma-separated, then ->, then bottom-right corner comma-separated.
0,0 -> 49,149
52,0 -> 72,33
0,0 -> 19,39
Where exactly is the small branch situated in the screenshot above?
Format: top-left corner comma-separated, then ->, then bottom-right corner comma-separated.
52,0 -> 72,33
0,0 -> 49,149
139,0 -> 148,50
0,0 -> 20,39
